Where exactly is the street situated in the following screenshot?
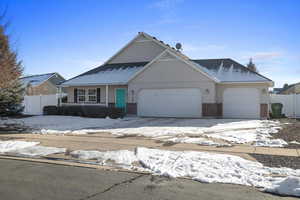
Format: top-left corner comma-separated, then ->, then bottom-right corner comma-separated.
0,158 -> 296,200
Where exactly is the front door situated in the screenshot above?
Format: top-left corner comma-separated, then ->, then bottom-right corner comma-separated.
115,88 -> 126,110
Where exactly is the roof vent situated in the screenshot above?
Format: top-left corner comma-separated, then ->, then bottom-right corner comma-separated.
175,43 -> 182,51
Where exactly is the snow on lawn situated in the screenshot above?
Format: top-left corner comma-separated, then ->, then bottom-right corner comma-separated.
2,116 -> 285,147
0,140 -> 65,157
70,147 -> 300,197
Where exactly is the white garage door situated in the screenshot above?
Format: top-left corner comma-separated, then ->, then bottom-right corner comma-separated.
138,88 -> 202,118
223,88 -> 260,119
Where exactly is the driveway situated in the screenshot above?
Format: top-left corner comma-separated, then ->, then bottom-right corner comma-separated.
0,158 -> 296,200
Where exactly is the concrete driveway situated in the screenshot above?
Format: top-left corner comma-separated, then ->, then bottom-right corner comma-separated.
0,158 -> 296,200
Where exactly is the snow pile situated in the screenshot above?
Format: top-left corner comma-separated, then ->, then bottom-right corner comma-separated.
0,140 -> 38,153
0,140 -> 65,157
71,147 -> 300,196
265,176 -> 300,197
71,150 -> 138,168
254,139 -> 288,147
3,116 -> 285,147
164,137 -> 231,147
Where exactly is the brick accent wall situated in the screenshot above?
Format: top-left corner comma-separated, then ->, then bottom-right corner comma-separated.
127,103 -> 137,114
202,103 -> 222,117
260,104 -> 269,119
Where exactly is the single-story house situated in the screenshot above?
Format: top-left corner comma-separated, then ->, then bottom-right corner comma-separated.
279,82 -> 300,95
20,73 -> 65,96
60,32 -> 273,119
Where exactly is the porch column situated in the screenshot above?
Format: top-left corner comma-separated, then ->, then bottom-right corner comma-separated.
58,87 -> 62,106
106,85 -> 109,107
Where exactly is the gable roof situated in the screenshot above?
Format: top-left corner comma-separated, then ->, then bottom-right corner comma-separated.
279,82 -> 300,93
192,58 -> 273,83
60,32 -> 273,87
20,73 -> 63,87
60,62 -> 147,86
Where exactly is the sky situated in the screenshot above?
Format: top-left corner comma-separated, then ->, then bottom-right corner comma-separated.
2,0 -> 300,87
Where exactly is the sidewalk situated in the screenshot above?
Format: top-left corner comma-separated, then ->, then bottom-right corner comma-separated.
1,133 -> 299,159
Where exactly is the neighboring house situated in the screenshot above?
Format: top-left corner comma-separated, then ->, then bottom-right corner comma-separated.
279,83 -> 300,95
272,88 -> 283,94
20,73 -> 65,95
60,32 -> 273,119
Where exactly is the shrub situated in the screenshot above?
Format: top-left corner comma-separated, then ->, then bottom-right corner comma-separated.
43,106 -> 59,115
108,107 -> 125,119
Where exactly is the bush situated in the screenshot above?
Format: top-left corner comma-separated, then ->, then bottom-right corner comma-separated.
46,105 -> 126,119
108,107 -> 125,119
43,106 -> 59,115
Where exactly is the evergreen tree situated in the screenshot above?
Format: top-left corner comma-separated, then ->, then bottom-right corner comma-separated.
0,21 -> 24,116
246,58 -> 258,72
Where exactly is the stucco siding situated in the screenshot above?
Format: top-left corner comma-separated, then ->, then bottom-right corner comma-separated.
128,58 -> 216,103
66,85 -> 127,103
108,35 -> 165,64
216,83 -> 270,104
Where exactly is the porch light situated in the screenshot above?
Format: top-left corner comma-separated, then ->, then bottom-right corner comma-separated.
262,88 -> 267,94
205,89 -> 210,94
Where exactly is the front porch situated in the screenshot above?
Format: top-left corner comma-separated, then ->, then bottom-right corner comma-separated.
58,85 -> 137,114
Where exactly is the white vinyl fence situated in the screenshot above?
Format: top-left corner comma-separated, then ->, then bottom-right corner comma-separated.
271,94 -> 300,118
23,94 -> 58,115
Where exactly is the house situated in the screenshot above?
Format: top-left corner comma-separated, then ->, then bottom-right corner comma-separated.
60,32 -> 273,119
272,88 -> 283,94
20,73 -> 65,96
279,83 -> 300,95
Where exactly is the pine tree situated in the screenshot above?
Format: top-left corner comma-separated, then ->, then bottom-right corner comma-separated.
246,58 -> 258,72
0,22 -> 24,116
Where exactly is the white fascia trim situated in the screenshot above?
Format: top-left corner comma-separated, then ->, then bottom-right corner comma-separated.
60,83 -> 128,87
220,81 -> 274,86
30,73 -> 59,88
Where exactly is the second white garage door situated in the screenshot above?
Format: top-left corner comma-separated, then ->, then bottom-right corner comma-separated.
138,88 -> 202,118
223,88 -> 260,119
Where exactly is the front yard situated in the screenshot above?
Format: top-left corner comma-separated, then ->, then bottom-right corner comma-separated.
0,115 -> 291,147
1,115 -> 300,197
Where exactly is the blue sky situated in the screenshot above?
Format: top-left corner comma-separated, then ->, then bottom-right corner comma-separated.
2,0 -> 300,87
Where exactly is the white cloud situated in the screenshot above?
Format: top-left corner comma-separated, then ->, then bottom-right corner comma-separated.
243,52 -> 283,61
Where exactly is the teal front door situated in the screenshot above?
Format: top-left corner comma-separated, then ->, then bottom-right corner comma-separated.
115,88 -> 126,110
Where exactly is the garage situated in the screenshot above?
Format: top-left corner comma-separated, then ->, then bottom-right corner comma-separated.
223,88 -> 260,119
138,88 -> 202,118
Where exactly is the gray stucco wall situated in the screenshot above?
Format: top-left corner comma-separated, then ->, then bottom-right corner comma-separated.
128,56 -> 216,103
108,35 -> 165,64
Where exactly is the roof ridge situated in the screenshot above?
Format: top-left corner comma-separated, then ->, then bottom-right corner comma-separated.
20,72 -> 56,79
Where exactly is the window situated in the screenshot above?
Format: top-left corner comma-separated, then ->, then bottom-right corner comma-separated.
78,89 -> 85,103
88,89 -> 96,102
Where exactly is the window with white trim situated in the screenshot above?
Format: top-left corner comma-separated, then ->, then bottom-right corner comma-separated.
88,89 -> 96,102
78,89 -> 85,103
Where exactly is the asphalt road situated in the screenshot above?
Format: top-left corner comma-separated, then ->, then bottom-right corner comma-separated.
0,158 -> 296,200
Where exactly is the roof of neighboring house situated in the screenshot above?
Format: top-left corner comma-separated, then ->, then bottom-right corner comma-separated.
60,62 -> 147,86
20,72 -> 64,87
191,58 -> 272,83
279,82 -> 300,93
273,88 -> 283,94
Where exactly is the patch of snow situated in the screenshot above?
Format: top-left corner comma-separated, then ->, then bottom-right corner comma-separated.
0,140 -> 65,157
164,137 -> 231,147
3,116 -> 286,147
265,176 -> 300,197
254,139 -> 288,147
290,141 -> 300,145
71,150 -> 138,167
11,146 -> 66,157
70,147 -> 300,195
0,140 -> 39,153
